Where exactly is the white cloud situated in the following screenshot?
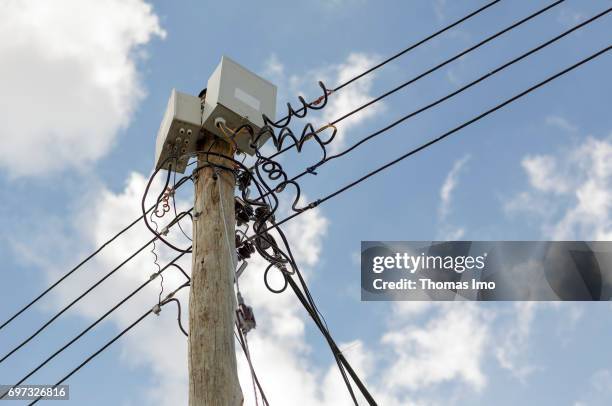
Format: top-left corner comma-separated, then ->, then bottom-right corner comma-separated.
521,155 -> 569,194
495,302 -> 538,381
557,8 -> 587,27
434,0 -> 448,22
545,115 -> 578,132
0,0 -> 165,177
574,369 -> 612,406
381,303 -> 491,392
262,53 -> 285,85
437,155 -> 470,239
320,53 -> 383,152
439,155 -> 470,220
508,134 -> 612,239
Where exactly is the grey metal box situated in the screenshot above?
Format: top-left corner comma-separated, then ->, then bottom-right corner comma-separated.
154,89 -> 202,172
201,56 -> 277,154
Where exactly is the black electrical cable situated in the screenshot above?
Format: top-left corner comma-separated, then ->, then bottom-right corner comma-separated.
265,0 -> 505,131
0,175 -> 192,333
287,6 -> 612,184
164,298 -> 189,337
235,326 -> 269,406
286,277 -> 372,405
253,225 -> 371,404
172,167 -> 193,241
0,210 -> 192,365
142,159 -> 192,254
24,310 -> 153,405
243,45 -> 612,245
235,0 -> 571,215
257,0 -> 507,161
0,212 -> 151,332
263,0 -> 565,162
328,0 -> 567,129
333,0 -> 505,93
244,205 -> 364,403
153,40 -> 610,405
319,45 -> 612,205
168,263 -> 191,282
222,161 -> 363,403
0,253 -> 189,399
25,285 -> 191,405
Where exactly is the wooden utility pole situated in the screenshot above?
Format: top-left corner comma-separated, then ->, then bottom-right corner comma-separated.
189,136 -> 243,406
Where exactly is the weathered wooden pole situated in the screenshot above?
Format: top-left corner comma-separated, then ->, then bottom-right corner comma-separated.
189,136 -> 243,406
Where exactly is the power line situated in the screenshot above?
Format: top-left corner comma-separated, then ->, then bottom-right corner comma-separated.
257,0 -> 565,166
0,210 -> 192,365
251,215 -> 374,404
0,253 -> 188,399
10,5 -> 603,403
262,0 -> 507,160
328,0 -> 567,128
24,283 -> 191,405
229,46 -> 611,403
242,5 -> 608,209
235,327 -> 269,406
0,208 -> 151,332
332,0 -> 505,93
296,6 -> 611,179
161,2 -> 523,204
233,167 -> 367,403
318,45 -> 612,206
25,309 -> 152,405
246,44 -> 612,243
0,175 -> 192,332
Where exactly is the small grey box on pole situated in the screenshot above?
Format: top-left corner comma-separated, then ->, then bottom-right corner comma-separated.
154,56 -> 276,405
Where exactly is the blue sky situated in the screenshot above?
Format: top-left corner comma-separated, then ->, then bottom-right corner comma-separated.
1,0 -> 611,405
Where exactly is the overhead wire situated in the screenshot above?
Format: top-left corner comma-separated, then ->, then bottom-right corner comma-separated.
0,0 -> 518,335
222,0 -> 572,223
0,175 -> 192,333
241,44 -> 612,246
216,168 -> 270,405
9,4 -> 605,404
327,0 -> 567,130
0,253 -> 189,399
250,216 -> 370,404
332,0 -> 504,93
264,0 -> 505,132
284,6 -> 612,185
235,326 -> 269,406
25,283 -> 191,406
221,44 -> 612,405
252,0 -> 566,165
0,210 -> 193,365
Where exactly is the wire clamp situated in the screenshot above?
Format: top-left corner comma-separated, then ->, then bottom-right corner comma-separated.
312,89 -> 333,105
306,165 -> 318,175
306,199 -> 321,210
237,297 -> 256,335
152,304 -> 162,316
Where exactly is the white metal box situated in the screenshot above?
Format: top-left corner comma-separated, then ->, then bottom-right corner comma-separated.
201,56 -> 277,154
154,89 -> 202,172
